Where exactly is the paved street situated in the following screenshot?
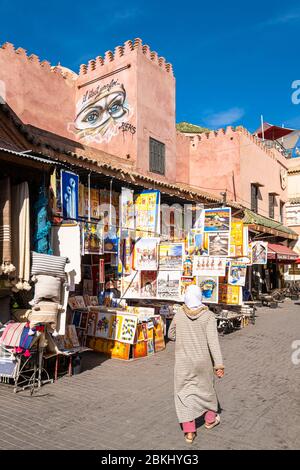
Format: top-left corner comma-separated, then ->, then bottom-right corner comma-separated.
0,301 -> 300,450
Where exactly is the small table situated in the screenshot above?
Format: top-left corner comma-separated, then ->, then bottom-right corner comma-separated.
44,347 -> 91,381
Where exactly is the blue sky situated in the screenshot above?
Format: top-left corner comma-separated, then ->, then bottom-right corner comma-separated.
0,0 -> 299,131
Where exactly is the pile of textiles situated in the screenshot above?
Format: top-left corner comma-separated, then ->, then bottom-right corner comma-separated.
0,321 -> 42,358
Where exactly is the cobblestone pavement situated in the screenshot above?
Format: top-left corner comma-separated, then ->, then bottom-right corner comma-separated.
0,300 -> 300,450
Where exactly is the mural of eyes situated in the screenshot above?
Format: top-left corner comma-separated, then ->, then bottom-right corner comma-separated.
71,82 -> 133,143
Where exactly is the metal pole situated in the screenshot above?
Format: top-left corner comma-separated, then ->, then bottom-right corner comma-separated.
88,172 -> 91,222
261,115 -> 264,141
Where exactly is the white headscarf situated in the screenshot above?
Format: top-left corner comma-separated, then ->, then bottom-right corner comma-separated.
184,284 -> 203,309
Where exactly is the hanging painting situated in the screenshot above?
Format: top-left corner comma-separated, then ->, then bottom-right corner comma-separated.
251,241 -> 268,265
197,276 -> 219,304
140,271 -> 157,298
180,276 -> 196,297
208,233 -> 230,256
120,187 -> 135,231
134,238 -> 159,271
193,256 -> 227,276
83,222 -> 104,255
135,190 -> 160,236
230,221 -> 244,257
158,243 -> 184,271
122,271 -> 140,299
157,271 -> 181,300
61,170 -> 79,220
228,263 -> 247,286
204,208 -> 231,232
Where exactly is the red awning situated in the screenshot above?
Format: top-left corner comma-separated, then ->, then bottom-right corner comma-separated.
254,123 -> 294,141
267,243 -> 299,262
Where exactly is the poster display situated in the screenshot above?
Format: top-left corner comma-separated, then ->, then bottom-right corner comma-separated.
204,208 -> 231,232
135,190 -> 160,236
251,241 -> 268,265
208,233 -> 230,256
197,276 -> 219,304
228,263 -> 247,286
157,271 -> 181,300
159,243 -> 184,270
134,238 -> 159,271
193,256 -> 227,277
61,170 -> 79,220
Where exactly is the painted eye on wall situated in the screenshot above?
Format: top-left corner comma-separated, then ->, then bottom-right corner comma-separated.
83,110 -> 100,123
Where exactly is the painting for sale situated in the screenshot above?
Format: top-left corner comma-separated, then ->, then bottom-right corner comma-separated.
208,233 -> 230,256
251,241 -> 268,265
116,315 -> 138,344
140,271 -> 157,298
159,243 -> 184,271
157,271 -> 181,301
197,276 -> 219,304
134,238 -> 159,271
204,207 -> 231,232
228,263 -> 247,286
193,256 -> 227,277
121,271 -> 140,299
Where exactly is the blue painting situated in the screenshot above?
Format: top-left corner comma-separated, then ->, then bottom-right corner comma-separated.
61,170 -> 79,220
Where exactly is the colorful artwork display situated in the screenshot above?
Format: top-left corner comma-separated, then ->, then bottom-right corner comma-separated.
208,233 -> 230,256
193,256 -> 227,277
61,170 -> 79,220
154,319 -> 165,352
140,271 -> 157,298
134,238 -> 159,270
197,276 -> 219,304
135,190 -> 160,236
251,241 -> 268,265
147,339 -> 155,356
159,243 -> 184,271
228,263 -> 247,286
204,207 -> 231,232
157,271 -> 181,300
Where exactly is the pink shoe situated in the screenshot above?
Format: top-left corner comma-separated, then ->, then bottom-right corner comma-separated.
205,413 -> 220,429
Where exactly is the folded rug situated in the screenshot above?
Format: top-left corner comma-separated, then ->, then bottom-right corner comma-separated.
0,322 -> 26,348
0,177 -> 15,275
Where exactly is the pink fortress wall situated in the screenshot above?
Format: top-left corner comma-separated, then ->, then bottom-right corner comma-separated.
178,126 -> 288,219
187,127 -> 241,199
135,44 -> 176,181
0,43 -> 75,138
0,39 -> 176,182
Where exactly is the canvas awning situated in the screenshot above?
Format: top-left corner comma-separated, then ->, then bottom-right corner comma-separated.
267,243 -> 299,262
254,123 -> 294,141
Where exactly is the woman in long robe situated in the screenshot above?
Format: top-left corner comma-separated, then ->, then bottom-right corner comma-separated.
168,285 -> 224,443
